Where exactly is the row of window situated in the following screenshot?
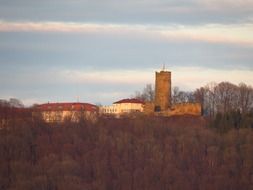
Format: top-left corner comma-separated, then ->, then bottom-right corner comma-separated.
44,105 -> 85,110
43,112 -> 84,122
103,109 -> 117,113
103,109 -> 142,113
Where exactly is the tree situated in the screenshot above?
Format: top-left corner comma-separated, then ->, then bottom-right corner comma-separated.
133,84 -> 155,102
214,82 -> 238,113
204,82 -> 217,117
172,86 -> 194,104
238,83 -> 253,114
9,98 -> 24,108
172,86 -> 180,104
197,82 -> 253,117
194,87 -> 206,114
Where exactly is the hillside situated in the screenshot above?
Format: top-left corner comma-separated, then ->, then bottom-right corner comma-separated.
1,116 -> 253,190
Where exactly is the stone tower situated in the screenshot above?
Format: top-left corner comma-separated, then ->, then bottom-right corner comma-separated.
154,70 -> 171,112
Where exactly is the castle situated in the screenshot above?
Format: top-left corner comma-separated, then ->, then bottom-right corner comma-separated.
144,70 -> 201,116
31,69 -> 201,122
100,69 -> 201,117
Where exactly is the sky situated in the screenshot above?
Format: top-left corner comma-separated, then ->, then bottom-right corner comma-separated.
0,0 -> 253,106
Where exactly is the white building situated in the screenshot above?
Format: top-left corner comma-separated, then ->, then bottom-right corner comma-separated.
100,98 -> 144,116
33,102 -> 98,122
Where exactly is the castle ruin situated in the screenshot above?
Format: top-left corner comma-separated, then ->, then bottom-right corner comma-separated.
144,69 -> 202,116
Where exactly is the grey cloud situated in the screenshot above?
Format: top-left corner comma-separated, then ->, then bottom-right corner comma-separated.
0,64 -> 144,105
0,31 -> 252,70
0,0 -> 252,24
1,30 -> 252,105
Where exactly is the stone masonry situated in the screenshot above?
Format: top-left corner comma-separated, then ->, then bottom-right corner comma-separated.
154,71 -> 171,112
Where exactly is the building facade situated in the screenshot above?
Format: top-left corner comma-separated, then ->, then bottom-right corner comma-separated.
33,102 -> 98,122
100,98 -> 144,116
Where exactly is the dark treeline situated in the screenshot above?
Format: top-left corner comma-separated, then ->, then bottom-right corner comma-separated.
194,82 -> 253,133
0,99 -> 24,108
194,82 -> 253,116
0,105 -> 32,129
1,116 -> 253,190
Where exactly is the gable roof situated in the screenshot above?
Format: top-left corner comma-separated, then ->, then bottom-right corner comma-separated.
113,98 -> 144,104
34,102 -> 98,112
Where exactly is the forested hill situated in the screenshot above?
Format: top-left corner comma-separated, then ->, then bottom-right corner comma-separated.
1,116 -> 253,190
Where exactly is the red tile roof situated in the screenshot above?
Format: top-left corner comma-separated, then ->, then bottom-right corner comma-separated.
113,98 -> 145,104
34,102 -> 98,112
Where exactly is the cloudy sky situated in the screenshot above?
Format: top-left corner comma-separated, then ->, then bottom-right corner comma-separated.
0,0 -> 253,106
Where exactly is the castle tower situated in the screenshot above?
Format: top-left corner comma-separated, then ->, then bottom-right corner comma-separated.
154,70 -> 171,112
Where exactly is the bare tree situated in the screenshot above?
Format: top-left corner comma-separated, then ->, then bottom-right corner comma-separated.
143,84 -> 155,102
133,84 -> 155,102
205,82 -> 217,117
194,87 -> 206,114
172,86 -> 180,104
196,82 -> 253,117
214,82 -> 238,113
238,83 -> 253,114
172,86 -> 194,104
194,87 -> 206,105
9,98 -> 24,108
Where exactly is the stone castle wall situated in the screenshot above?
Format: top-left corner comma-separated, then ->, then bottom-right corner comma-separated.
168,103 -> 202,116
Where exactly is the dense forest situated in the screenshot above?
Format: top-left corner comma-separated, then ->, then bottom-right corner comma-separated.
1,113 -> 253,190
1,81 -> 253,190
